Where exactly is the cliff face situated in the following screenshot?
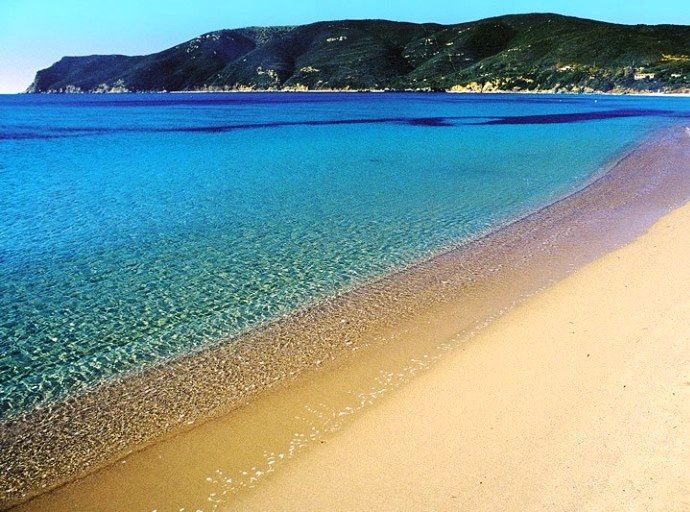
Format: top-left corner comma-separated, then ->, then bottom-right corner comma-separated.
28,14 -> 690,94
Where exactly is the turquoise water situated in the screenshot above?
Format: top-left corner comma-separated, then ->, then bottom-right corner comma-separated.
1,92 -> 689,419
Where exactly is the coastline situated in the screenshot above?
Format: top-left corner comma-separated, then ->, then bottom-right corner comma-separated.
3,125 -> 689,510
239,186 -> 690,511
18,88 -> 690,96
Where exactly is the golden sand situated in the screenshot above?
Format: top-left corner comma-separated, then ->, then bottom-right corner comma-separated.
238,199 -> 690,511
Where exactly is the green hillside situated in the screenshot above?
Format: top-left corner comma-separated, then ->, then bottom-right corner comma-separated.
27,14 -> 690,93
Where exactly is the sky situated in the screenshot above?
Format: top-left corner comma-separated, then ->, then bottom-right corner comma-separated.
1,0 -> 689,93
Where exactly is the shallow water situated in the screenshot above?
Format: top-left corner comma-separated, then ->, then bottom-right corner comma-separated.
1,92 -> 689,419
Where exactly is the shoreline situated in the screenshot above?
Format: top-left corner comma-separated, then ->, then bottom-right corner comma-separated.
239,189 -> 690,511
3,126 -> 690,510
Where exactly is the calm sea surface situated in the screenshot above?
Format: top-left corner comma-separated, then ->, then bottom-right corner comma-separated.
1,92 -> 689,418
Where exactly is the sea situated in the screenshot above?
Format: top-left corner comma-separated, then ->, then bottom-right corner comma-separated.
1,92 -> 689,419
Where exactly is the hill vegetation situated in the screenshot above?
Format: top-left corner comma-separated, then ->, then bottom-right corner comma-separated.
27,14 -> 690,94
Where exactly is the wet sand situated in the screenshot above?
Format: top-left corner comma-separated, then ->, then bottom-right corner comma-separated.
3,126 -> 690,510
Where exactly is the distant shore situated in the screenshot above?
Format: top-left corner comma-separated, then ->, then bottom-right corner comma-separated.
20,88 -> 690,96
5,127 -> 690,511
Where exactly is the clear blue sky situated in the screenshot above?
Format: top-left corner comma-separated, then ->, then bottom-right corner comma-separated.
1,0 -> 688,92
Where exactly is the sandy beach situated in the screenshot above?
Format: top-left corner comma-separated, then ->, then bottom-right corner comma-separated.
8,128 -> 689,511
238,200 -> 690,511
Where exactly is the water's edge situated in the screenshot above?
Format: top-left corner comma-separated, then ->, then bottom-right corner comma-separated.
2,126 -> 690,509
